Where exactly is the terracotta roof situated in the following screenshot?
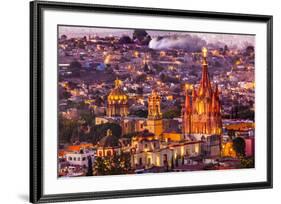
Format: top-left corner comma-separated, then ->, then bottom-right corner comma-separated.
67,143 -> 93,152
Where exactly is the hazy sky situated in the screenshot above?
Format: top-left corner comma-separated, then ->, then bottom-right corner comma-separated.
59,26 -> 255,48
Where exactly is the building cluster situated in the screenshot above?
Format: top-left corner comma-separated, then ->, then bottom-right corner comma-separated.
58,32 -> 255,177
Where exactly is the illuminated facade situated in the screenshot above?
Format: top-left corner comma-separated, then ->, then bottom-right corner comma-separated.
182,47 -> 222,136
107,79 -> 129,117
221,141 -> 236,158
131,131 -> 201,169
146,90 -> 163,138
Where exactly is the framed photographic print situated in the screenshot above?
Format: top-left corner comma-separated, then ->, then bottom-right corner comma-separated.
30,1 -> 273,203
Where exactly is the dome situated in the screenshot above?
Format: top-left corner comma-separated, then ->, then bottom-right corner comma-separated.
98,129 -> 120,147
108,79 -> 128,102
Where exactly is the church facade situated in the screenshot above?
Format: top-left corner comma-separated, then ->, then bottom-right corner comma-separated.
182,47 -> 222,137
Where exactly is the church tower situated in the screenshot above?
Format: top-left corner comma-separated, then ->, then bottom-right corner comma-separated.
182,47 -> 222,136
146,90 -> 163,138
107,79 -> 129,117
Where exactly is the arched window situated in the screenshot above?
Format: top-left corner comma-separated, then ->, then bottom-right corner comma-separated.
107,150 -> 112,156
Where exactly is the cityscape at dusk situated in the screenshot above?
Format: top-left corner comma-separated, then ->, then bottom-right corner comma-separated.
58,26 -> 255,177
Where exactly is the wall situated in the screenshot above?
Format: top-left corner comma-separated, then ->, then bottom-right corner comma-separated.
0,0 -> 280,203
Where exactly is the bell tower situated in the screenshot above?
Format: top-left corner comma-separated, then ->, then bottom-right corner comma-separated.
146,90 -> 163,138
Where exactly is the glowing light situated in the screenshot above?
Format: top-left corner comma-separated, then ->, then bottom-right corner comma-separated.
134,51 -> 139,57
96,44 -> 101,50
184,83 -> 192,92
156,156 -> 160,166
104,55 -> 111,64
168,66 -> 175,70
202,47 -> 208,58
160,51 -> 166,57
181,146 -> 184,156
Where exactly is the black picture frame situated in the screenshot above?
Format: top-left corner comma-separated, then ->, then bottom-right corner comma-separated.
30,1 -> 273,203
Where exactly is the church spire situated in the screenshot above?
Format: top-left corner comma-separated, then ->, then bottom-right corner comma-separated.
198,47 -> 212,96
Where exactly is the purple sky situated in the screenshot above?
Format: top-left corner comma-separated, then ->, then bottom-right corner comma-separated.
59,26 -> 255,49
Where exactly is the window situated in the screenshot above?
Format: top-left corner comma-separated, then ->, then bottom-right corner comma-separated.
107,150 -> 112,156
144,144 -> 148,148
77,157 -> 80,161
82,157 -> 86,161
68,157 -> 72,161
74,157 -> 76,161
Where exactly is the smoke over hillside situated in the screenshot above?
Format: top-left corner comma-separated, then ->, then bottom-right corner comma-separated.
148,35 -> 207,51
148,34 -> 255,50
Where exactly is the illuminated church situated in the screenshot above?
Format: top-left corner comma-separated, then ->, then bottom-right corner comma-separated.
107,79 -> 129,117
182,47 -> 222,137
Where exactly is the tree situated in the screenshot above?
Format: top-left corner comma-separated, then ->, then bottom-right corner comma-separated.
58,115 -> 79,144
60,34 -> 67,40
136,87 -> 143,95
143,63 -> 150,73
91,123 -> 122,144
133,29 -> 148,41
93,152 -> 131,176
163,108 -> 181,119
153,64 -> 165,73
228,130 -> 236,140
119,35 -> 132,44
159,73 -> 179,84
69,60 -> 82,70
135,74 -> 147,83
122,131 -> 141,139
130,109 -> 148,118
132,29 -> 151,45
86,156 -> 93,176
233,137 -> 246,158
94,157 -> 109,175
79,110 -> 95,126
240,157 -> 254,168
109,152 -> 131,175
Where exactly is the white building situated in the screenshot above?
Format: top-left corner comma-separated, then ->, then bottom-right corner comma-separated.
65,149 -> 95,167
